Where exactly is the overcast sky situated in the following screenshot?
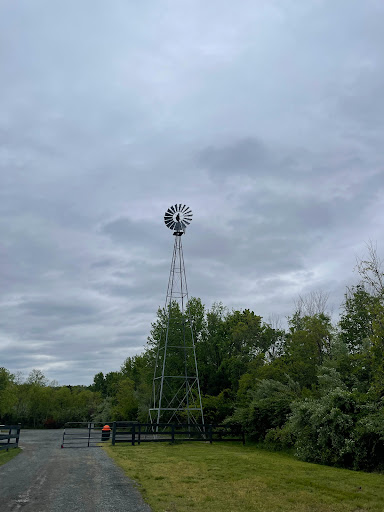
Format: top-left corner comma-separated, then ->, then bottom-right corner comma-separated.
1,1 -> 383,385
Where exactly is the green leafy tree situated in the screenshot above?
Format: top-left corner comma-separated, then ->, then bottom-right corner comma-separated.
0,367 -> 16,422
202,389 -> 235,424
112,378 -> 138,420
92,372 -> 107,396
232,378 -> 301,441
370,301 -> 384,396
284,313 -> 333,389
339,284 -> 378,354
196,302 -> 228,395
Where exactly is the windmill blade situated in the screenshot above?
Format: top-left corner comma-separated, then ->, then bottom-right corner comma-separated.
164,204 -> 193,232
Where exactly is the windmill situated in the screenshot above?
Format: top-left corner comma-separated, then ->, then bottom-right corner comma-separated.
149,204 -> 204,426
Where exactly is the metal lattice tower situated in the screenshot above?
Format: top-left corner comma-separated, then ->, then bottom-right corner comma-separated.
149,205 -> 204,426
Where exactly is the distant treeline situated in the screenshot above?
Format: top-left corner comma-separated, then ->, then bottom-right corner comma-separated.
1,243 -> 383,471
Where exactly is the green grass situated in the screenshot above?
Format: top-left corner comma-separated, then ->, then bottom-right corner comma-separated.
0,447 -> 21,466
104,442 -> 384,512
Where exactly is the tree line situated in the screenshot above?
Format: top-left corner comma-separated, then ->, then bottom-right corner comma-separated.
1,243 -> 383,471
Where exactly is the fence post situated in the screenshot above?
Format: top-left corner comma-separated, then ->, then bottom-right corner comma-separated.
209,424 -> 213,444
242,429 -> 245,445
88,423 -> 91,447
171,424 -> 175,444
6,427 -> 11,452
132,424 -> 136,446
138,423 -> 141,445
112,422 -> 116,446
15,424 -> 21,448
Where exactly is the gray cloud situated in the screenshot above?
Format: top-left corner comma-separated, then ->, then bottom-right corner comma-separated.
198,138 -> 269,177
1,0 -> 383,384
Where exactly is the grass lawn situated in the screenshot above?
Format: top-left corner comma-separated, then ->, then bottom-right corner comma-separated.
0,447 -> 21,467
104,442 -> 384,512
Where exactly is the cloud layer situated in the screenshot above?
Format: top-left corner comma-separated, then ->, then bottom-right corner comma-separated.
1,0 -> 383,384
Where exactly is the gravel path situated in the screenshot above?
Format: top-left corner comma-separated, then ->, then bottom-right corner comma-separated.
0,430 -> 152,512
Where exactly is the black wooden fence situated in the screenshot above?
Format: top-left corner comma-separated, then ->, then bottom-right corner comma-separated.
0,424 -> 21,451
111,422 -> 245,446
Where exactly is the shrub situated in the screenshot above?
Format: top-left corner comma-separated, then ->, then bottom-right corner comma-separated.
353,405 -> 384,471
264,424 -> 295,450
288,389 -> 384,471
232,378 -> 300,441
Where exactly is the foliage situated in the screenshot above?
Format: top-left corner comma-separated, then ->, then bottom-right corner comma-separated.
339,284 -> 377,353
288,388 -> 384,471
202,389 -> 235,424
231,378 -> 301,441
284,313 -> 333,388
0,367 -> 16,422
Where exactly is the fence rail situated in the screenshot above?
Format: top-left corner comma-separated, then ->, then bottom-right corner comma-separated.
0,424 -> 21,451
61,422 -> 112,448
61,421 -> 245,448
111,422 -> 245,446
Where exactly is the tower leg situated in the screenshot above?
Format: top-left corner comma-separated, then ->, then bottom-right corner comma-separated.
149,235 -> 204,428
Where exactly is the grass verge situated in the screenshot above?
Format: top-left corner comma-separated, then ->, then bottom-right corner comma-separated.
104,442 -> 384,512
0,447 -> 21,467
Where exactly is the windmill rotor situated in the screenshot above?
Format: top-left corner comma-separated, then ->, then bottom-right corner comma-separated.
164,204 -> 192,234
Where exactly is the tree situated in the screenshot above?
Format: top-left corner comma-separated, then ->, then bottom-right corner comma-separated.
284,313 -> 334,388
294,290 -> 330,318
92,372 -> 106,396
26,369 -> 48,386
0,367 -> 15,422
231,378 -> 301,441
355,241 -> 384,298
354,242 -> 384,396
112,378 -> 138,421
196,302 -> 228,395
339,284 -> 377,354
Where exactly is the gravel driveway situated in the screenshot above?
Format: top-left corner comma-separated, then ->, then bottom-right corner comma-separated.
0,430 -> 152,512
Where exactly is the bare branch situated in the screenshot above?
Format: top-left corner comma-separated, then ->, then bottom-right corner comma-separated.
266,313 -> 283,331
294,290 -> 330,317
355,240 -> 384,297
